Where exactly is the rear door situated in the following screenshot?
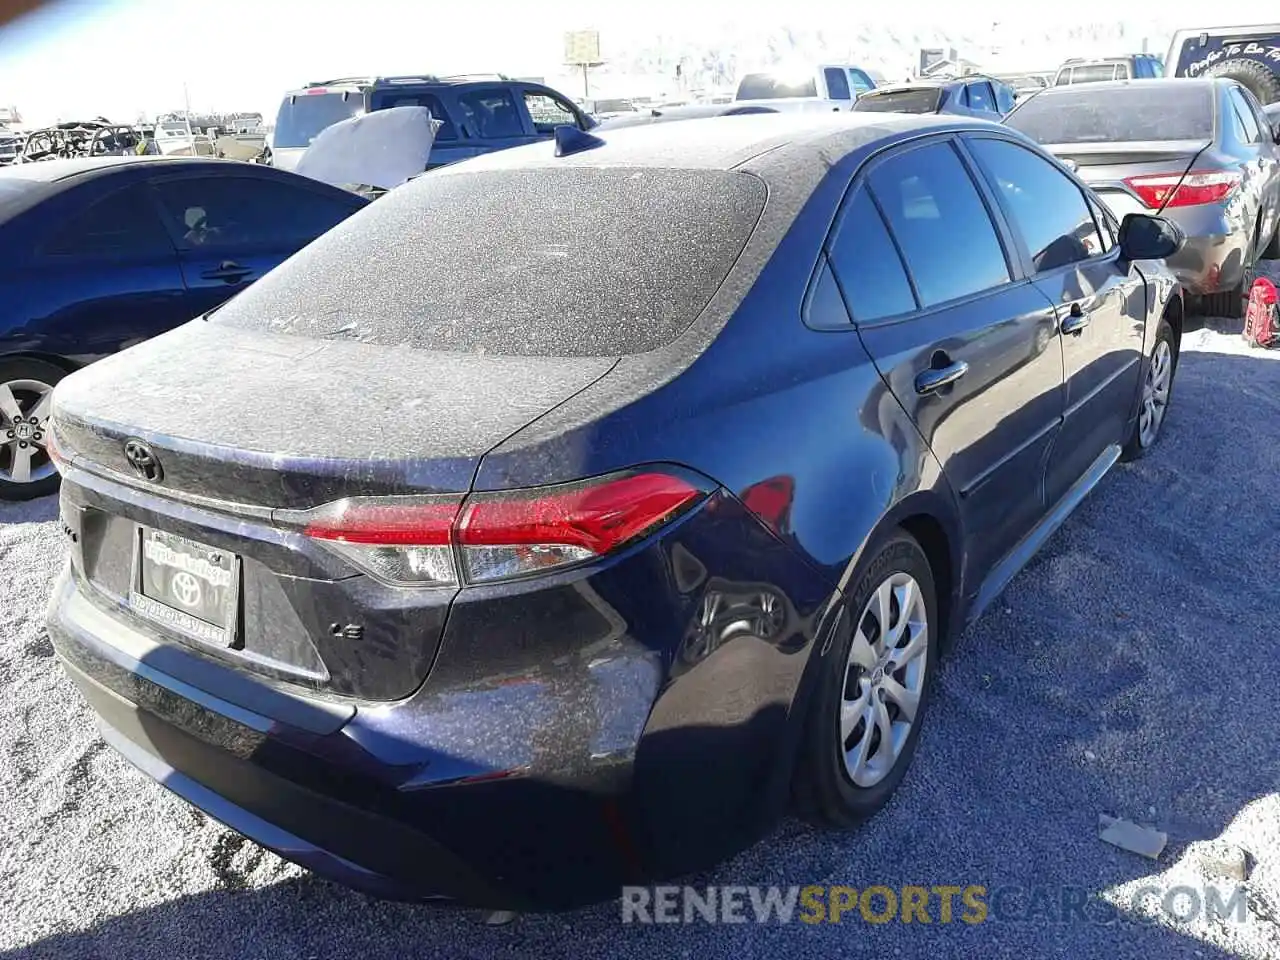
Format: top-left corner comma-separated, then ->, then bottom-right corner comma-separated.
965,134 -> 1146,506
148,172 -> 363,318
17,181 -> 187,362
831,138 -> 1065,581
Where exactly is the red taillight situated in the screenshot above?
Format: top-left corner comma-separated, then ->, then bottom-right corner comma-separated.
1124,170 -> 1241,210
296,470 -> 708,587
46,429 -> 66,471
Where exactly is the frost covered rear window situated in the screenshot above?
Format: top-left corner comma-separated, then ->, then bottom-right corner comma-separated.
1008,85 -> 1215,143
210,167 -> 768,357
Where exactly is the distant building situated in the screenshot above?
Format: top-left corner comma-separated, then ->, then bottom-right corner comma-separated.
919,47 -> 957,76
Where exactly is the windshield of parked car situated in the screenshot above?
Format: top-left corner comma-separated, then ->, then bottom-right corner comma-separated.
736,73 -> 819,99
854,88 -> 943,113
210,167 -> 768,357
273,91 -> 363,149
1006,84 -> 1214,143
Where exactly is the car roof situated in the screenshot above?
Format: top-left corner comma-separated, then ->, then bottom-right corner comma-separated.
0,155 -> 242,185
285,74 -> 537,95
441,112 -> 1005,190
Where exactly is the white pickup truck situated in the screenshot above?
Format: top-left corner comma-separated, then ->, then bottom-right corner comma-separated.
732,65 -> 880,112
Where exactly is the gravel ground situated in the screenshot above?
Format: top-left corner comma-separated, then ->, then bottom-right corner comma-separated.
2,319 -> 1279,959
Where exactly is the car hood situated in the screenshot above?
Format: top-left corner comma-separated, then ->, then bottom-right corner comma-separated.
293,106 -> 441,191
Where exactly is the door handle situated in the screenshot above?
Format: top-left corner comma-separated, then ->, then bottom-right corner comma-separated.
201,261 -> 252,283
1061,302 -> 1091,336
914,360 -> 969,395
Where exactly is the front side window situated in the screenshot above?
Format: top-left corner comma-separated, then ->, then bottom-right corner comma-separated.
456,88 -> 525,139
152,176 -> 355,249
868,141 -> 1011,307
968,137 -> 1105,271
41,185 -> 172,258
523,92 -> 581,133
827,188 -> 917,322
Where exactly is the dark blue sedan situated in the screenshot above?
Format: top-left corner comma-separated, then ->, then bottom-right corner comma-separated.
0,156 -> 367,499
48,114 -> 1184,910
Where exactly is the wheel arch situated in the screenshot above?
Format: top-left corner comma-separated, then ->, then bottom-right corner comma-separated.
0,350 -> 80,374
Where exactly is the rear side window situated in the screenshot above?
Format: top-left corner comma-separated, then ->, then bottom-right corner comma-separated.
210,168 -> 767,357
456,88 -> 525,138
827,188 -> 916,321
1228,88 -> 1263,144
40,185 -> 172,258
371,91 -> 457,140
966,82 -> 996,112
1007,84 -> 1214,143
152,176 -> 356,249
824,67 -> 852,101
967,137 -> 1105,272
868,142 -> 1011,307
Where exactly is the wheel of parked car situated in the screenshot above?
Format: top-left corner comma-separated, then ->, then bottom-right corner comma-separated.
0,357 -> 66,501
1122,319 -> 1178,461
794,530 -> 939,827
1203,58 -> 1280,106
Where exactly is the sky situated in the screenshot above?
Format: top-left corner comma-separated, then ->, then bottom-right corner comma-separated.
0,0 -> 1254,126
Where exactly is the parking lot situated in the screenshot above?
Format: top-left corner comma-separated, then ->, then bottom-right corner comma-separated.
0,313 -> 1274,959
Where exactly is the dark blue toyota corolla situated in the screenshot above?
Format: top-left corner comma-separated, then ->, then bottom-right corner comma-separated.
45,113 -> 1185,910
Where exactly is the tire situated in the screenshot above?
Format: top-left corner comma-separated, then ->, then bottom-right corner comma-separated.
1122,318 -> 1177,462
794,530 -> 940,827
1203,58 -> 1280,106
0,356 -> 66,501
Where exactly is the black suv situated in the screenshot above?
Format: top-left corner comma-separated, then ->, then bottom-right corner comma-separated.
1167,24 -> 1280,105
266,73 -> 595,172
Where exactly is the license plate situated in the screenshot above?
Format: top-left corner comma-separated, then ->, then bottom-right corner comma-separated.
130,527 -> 239,648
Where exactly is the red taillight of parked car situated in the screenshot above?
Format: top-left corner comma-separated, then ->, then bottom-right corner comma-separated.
299,469 -> 710,586
1124,170 -> 1242,210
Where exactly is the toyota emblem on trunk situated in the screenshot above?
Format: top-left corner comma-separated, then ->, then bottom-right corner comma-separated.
123,438 -> 162,482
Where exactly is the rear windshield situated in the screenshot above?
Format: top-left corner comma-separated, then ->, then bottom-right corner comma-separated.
854,88 -> 943,114
1059,63 -> 1121,84
1007,84 -> 1214,144
210,167 -> 767,357
736,73 -> 818,99
274,91 -> 363,149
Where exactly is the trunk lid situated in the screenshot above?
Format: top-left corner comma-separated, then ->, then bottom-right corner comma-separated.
52,321 -> 617,702
1043,139 -> 1209,218
53,320 -> 617,508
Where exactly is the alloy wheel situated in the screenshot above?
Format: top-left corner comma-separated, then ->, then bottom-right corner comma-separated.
840,571 -> 929,788
1138,340 -> 1172,448
0,378 -> 56,485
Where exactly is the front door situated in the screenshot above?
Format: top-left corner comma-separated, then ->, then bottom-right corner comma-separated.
829,139 -> 1066,582
964,134 -> 1147,507
148,173 -> 360,318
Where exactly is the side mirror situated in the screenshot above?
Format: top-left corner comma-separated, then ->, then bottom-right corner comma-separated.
1118,212 -> 1184,260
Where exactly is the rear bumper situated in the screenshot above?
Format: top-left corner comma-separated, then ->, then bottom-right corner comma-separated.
1161,206 -> 1251,294
47,482 -> 836,909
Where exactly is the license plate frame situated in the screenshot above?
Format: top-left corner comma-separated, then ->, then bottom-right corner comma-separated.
129,526 -> 241,649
